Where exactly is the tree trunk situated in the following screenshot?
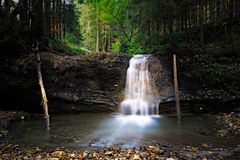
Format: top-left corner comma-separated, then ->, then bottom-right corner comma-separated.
63,0 -> 66,39
31,0 -> 43,42
181,15 -> 184,31
43,0 -> 50,43
52,0 -> 56,38
4,0 -> 10,13
0,0 -> 2,16
199,0 -> 204,47
102,23 -> 106,52
228,0 -> 233,19
19,0 -> 29,27
209,0 -> 215,23
57,0 -> 61,39
108,33 -> 111,52
36,52 -> 50,129
96,2 -> 99,52
56,0 -> 59,39
216,0 -> 220,23
188,10 -> 192,42
173,54 -> 181,123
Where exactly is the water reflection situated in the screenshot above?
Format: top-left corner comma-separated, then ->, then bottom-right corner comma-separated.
8,114 -> 240,149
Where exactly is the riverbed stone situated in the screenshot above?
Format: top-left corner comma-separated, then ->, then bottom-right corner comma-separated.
48,158 -> 59,160
52,150 -> 65,157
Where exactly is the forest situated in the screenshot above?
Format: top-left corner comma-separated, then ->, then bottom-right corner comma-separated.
1,0 -> 240,53
0,0 -> 240,159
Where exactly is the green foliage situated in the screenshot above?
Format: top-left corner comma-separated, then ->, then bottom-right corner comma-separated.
62,40 -> 83,54
111,40 -> 121,52
48,36 -> 86,54
1,0 -> 239,55
126,42 -> 144,54
144,45 -> 165,53
172,32 -> 186,43
79,1 -> 97,51
65,32 -> 81,45
51,1 -> 84,54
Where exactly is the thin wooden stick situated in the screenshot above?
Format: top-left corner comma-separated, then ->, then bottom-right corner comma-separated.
173,54 -> 181,123
36,52 -> 50,130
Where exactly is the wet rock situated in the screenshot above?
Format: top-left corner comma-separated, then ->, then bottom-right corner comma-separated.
161,143 -> 172,148
148,55 -> 173,100
0,52 -> 131,113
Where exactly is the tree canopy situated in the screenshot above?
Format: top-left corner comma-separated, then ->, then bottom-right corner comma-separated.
0,0 -> 239,54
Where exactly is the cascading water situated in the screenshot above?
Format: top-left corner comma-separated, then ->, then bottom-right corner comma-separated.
120,55 -> 160,116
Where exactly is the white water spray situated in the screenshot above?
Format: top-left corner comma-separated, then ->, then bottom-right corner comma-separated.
120,55 -> 160,116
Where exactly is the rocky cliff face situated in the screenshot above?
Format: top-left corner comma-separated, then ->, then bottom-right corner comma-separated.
2,51 -> 236,114
0,52 -> 131,113
148,55 -> 174,101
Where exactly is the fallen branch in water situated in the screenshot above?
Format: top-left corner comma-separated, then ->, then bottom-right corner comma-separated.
33,41 -> 50,130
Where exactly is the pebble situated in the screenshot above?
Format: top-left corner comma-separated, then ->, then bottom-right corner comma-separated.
68,153 -> 75,158
133,154 -> 141,160
48,158 -> 59,160
23,156 -> 29,160
52,150 -> 65,156
83,151 -> 88,157
36,155 -> 42,159
105,151 -> 113,155
35,147 -> 41,152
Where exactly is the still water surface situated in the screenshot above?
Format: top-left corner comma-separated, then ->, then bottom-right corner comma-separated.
8,113 -> 240,149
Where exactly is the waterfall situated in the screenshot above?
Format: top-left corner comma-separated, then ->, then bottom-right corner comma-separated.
120,55 -> 160,116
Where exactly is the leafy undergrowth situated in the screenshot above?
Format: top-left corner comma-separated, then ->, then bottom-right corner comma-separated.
48,38 -> 89,55
0,144 -> 227,160
177,43 -> 240,100
215,112 -> 240,137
